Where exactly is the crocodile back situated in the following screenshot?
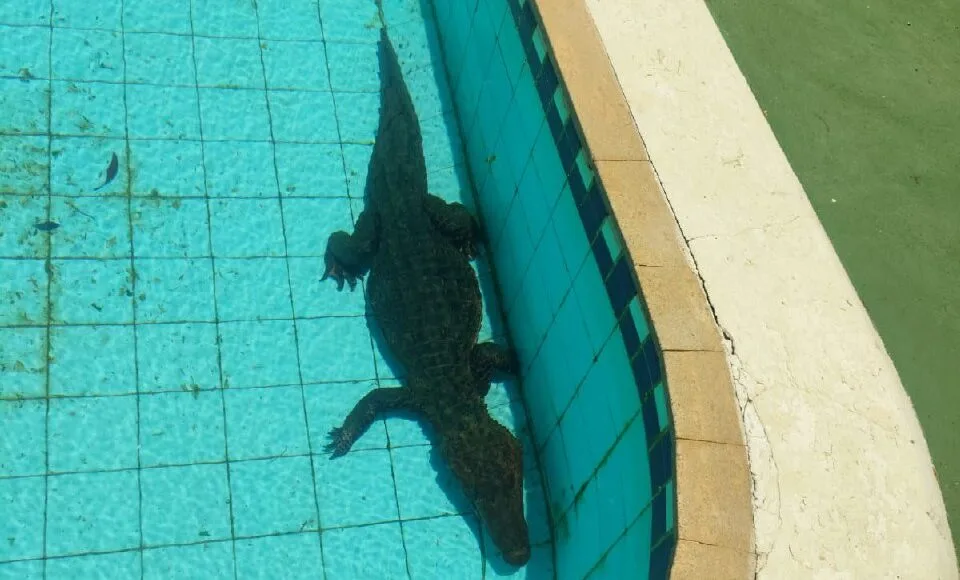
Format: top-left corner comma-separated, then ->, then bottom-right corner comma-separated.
367,240 -> 482,375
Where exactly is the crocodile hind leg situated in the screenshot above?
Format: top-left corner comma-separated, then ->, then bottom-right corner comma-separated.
424,194 -> 482,258
470,342 -> 519,397
325,386 -> 414,458
322,208 -> 379,291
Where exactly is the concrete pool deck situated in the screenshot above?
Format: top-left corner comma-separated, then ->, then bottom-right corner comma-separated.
535,0 -> 960,577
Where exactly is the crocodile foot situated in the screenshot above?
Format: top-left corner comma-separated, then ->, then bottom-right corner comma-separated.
326,386 -> 414,458
425,194 -> 482,259
321,212 -> 377,291
473,341 -> 519,376
324,427 -> 354,458
471,342 -> 519,398
321,253 -> 361,292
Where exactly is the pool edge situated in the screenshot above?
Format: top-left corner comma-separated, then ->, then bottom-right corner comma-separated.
530,1 -> 757,578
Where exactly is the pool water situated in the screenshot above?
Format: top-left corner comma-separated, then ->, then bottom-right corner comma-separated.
0,0 -> 553,578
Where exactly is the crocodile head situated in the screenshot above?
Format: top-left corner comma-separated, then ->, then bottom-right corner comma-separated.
441,412 -> 531,566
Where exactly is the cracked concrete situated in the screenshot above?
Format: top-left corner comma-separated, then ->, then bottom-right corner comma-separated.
686,215 -> 802,244
585,0 -> 959,577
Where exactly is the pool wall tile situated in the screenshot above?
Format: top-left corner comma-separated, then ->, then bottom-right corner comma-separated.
431,0 -> 678,576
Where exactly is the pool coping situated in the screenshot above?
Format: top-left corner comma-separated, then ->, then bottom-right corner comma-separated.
530,0 -> 756,577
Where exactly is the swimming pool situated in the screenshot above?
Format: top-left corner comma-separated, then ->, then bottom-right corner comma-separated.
0,0 -> 677,578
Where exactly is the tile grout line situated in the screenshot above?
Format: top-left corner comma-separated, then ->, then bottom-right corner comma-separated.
0,249 -> 432,261
114,3 -> 147,577
252,0 -> 325,570
0,129 -> 450,147
0,508 -> 524,567
0,444 -> 464,494
0,373 -> 391,403
0,170 -> 461,201
0,74 -> 386,95
0,313 -> 363,329
40,0 -> 54,576
0,443 -> 441,483
0,20 -> 424,44
383,425 -> 414,580
183,2 -> 239,577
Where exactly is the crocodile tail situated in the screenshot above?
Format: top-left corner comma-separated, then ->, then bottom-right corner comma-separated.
375,9 -> 418,134
369,0 -> 427,190
377,22 -> 403,98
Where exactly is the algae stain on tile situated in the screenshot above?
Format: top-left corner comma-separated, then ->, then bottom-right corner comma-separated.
181,383 -> 201,399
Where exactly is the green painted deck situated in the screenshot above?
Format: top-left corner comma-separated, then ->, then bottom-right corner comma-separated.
704,0 -> 960,552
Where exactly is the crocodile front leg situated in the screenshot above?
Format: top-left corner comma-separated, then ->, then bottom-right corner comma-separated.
424,194 -> 482,258
470,341 -> 519,397
322,207 -> 379,291
325,386 -> 416,458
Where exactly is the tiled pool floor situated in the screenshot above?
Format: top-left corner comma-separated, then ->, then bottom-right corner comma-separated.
0,0 -> 553,577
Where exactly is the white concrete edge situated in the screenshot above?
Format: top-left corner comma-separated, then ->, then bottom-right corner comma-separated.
583,0 -> 959,577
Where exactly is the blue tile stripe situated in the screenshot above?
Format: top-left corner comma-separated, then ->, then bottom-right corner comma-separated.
505,0 -> 677,576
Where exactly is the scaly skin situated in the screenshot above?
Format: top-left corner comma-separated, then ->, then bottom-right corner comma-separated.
320,23 -> 531,567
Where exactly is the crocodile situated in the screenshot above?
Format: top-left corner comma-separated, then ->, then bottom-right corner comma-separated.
319,20 -> 532,567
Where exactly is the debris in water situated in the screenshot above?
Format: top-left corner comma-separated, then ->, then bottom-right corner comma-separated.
95,152 -> 119,191
34,221 -> 60,232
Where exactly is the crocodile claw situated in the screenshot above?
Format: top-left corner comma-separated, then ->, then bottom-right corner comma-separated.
325,427 -> 351,458
321,258 -> 359,291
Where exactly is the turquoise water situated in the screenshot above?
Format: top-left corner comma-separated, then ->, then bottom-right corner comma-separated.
0,0 -> 554,578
